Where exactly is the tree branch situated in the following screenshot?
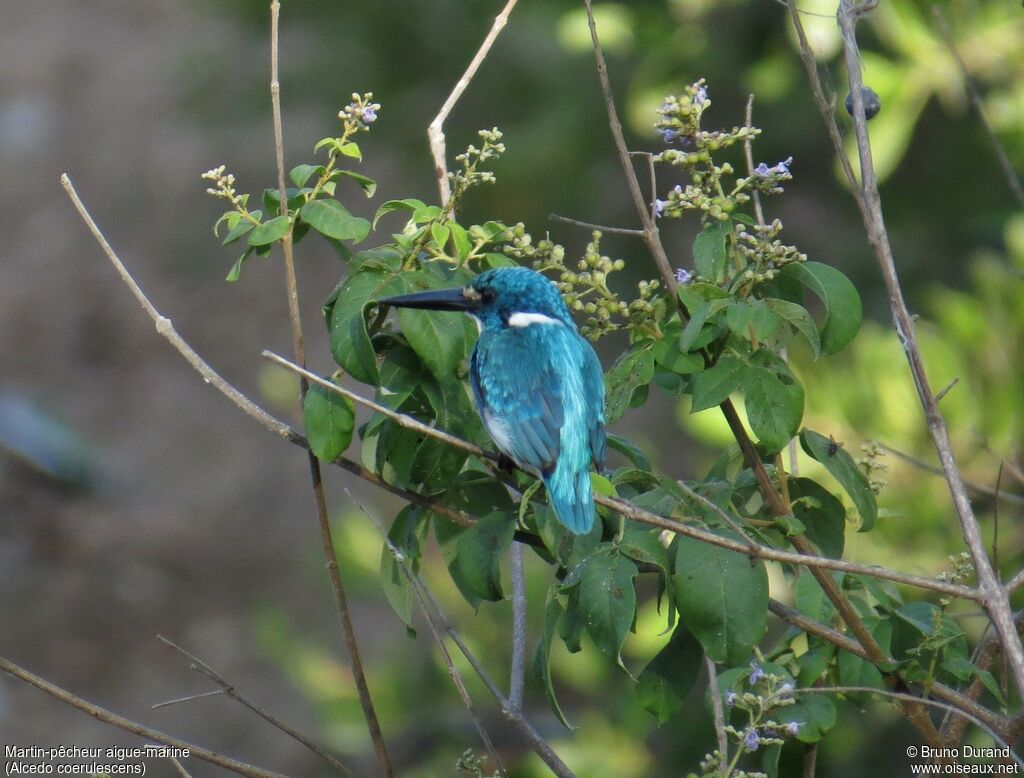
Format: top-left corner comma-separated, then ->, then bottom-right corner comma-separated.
509,542 -> 527,711
428,0 -> 519,205
156,635 -> 354,776
268,5 -> 392,773
0,657 -> 287,778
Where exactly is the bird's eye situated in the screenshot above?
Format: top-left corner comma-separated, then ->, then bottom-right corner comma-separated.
480,288 -> 496,304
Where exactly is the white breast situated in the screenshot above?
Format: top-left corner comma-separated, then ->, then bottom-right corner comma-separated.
507,312 -> 563,327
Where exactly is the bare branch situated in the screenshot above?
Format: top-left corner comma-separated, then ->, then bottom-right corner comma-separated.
509,542 -> 527,712
580,0 -> 677,296
428,0 -> 519,205
268,5 -> 392,772
547,212 -> 645,236
151,689 -> 227,709
0,657 -> 286,778
156,635 -> 355,776
743,94 -> 765,227
834,0 -> 1024,702
705,657 -> 729,757
878,442 -> 1024,507
932,7 -> 1024,208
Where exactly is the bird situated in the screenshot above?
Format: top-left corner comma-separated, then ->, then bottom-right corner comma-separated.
379,266 -> 606,534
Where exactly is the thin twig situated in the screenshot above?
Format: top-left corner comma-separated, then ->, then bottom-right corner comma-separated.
547,213 -> 645,236
802,745 -> 817,778
932,7 -> 1024,208
993,463 -> 1004,581
157,635 -> 354,776
152,689 -> 227,709
268,5 -> 392,773
877,442 -> 1024,507
705,656 -> 729,756
0,657 -> 287,778
934,377 -> 959,404
169,757 -> 194,778
743,95 -> 765,227
796,686 -> 1021,765
509,542 -> 527,711
835,0 -> 1024,703
675,480 -> 756,550
428,0 -> 519,205
581,0 -> 677,296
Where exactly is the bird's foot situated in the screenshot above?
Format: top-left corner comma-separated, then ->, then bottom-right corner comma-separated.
496,452 -> 517,472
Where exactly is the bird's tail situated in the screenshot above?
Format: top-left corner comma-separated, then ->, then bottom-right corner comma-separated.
544,464 -> 595,535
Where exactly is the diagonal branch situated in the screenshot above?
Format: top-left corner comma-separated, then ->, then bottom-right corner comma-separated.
268,5 -> 392,773
428,0 -> 519,205
0,657 -> 287,778
156,635 -> 354,776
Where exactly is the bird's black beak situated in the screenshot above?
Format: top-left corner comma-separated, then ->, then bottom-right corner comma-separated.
378,286 -> 481,312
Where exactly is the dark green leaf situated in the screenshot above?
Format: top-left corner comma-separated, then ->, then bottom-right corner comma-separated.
398,300 -> 475,380
289,164 -> 322,188
449,222 -> 472,262
725,301 -> 778,342
455,512 -> 515,602
336,169 -> 377,197
674,530 -> 768,664
225,248 -> 254,282
618,525 -> 670,575
533,586 -> 575,729
339,141 -> 361,160
678,298 -> 730,353
379,507 -> 421,633
690,354 -> 746,412
794,572 -> 837,625
300,199 -> 370,243
605,433 -> 652,471
692,221 -> 731,282
605,346 -> 655,424
302,379 -> 355,462
373,198 -> 427,229
652,331 -> 704,375
637,623 -> 702,723
430,222 -> 451,253
764,298 -> 820,359
744,350 -> 804,453
800,429 -> 877,532
775,694 -> 836,743
247,215 -> 291,246
789,477 -> 846,558
572,547 -> 638,665
782,261 -> 862,355
222,218 -> 256,246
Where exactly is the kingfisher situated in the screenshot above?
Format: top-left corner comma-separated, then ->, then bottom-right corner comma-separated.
379,267 -> 606,534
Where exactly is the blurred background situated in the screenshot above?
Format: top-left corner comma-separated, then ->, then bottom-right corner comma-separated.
1,0 -> 1022,775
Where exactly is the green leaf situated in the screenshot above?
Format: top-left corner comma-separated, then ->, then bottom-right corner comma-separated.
247,215 -> 291,246
725,301 -> 778,342
289,164 -> 322,188
744,350 -> 804,453
299,199 -> 370,243
794,572 -> 838,625
302,379 -> 355,462
775,694 -> 837,743
674,529 -> 768,664
800,429 -> 878,532
373,198 -> 427,229
222,218 -> 257,245
637,623 -> 702,723
690,354 -> 746,412
789,477 -> 846,558
339,141 -> 362,160
693,221 -> 731,282
225,248 -> 254,282
618,525 -> 670,576
605,433 -> 651,471
430,223 -> 451,253
455,512 -> 515,602
678,298 -> 730,353
782,261 -> 862,356
336,169 -> 377,197
397,285 -> 476,380
533,586 -> 575,729
764,298 -> 821,359
449,222 -> 471,262
605,346 -> 655,424
379,507 -> 420,633
652,330 -> 703,375
570,547 -> 638,666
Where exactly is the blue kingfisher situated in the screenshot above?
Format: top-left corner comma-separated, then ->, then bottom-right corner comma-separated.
380,267 -> 606,534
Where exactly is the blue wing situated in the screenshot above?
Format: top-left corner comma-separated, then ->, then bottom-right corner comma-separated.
470,323 -> 605,533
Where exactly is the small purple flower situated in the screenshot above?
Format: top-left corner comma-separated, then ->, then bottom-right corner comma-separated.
748,663 -> 765,685
724,690 -> 737,707
785,721 -> 802,736
362,106 -> 378,123
743,728 -> 761,751
658,127 -> 679,143
778,682 -> 794,697
753,157 -> 794,178
694,85 -> 708,105
674,267 -> 693,285
654,199 -> 667,217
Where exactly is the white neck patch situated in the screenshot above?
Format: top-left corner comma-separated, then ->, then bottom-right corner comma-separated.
508,312 -> 563,328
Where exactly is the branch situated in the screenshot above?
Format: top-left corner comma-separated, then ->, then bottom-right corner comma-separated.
268,5 -> 392,773
705,657 -> 729,757
580,0 -> 677,296
156,635 -> 354,776
428,0 -> 519,205
932,7 -> 1024,208
547,212 -> 645,236
878,442 -> 1024,508
833,0 -> 1024,704
509,542 -> 527,711
355,495 -> 574,778
0,657 -> 286,778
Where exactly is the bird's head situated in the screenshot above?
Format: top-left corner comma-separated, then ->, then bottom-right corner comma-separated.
379,267 -> 574,331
